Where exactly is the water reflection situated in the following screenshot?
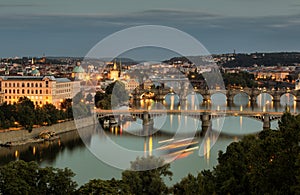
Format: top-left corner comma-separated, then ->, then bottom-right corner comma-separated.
0,131 -> 86,166
0,93 -> 299,186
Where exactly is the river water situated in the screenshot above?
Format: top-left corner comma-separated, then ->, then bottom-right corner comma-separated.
0,93 -> 298,186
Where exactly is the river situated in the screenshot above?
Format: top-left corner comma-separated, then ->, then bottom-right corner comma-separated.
0,93 -> 298,186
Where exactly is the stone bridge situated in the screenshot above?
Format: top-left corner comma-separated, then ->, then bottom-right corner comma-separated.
131,87 -> 300,103
95,109 -> 293,132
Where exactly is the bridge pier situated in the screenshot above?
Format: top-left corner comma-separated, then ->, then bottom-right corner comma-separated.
272,91 -> 281,103
143,111 -> 154,156
200,112 -> 211,136
263,113 -> 270,130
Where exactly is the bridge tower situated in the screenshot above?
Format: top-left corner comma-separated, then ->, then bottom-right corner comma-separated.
202,88 -> 211,103
226,88 -> 234,105
200,112 -> 211,136
272,91 -> 281,103
263,113 -> 270,130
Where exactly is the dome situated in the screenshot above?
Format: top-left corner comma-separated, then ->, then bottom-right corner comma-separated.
72,65 -> 85,73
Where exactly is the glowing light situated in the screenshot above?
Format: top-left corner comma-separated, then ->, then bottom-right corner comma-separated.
205,137 -> 211,161
149,135 -> 153,156
32,146 -> 36,155
15,150 -> 19,159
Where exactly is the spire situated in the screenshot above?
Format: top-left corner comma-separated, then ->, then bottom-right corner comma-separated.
113,60 -> 117,70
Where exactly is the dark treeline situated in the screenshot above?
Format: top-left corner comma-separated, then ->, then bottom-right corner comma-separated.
1,110 -> 300,194
0,97 -> 73,131
221,52 -> 300,67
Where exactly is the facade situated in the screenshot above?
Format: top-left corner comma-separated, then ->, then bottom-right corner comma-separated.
122,79 -> 139,91
255,70 -> 289,81
110,62 -> 119,81
0,76 -> 80,108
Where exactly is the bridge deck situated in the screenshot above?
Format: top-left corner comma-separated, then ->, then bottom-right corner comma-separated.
95,109 -> 295,117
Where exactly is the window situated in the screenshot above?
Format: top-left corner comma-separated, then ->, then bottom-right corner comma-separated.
22,83 -> 25,87
40,90 -> 42,94
35,83 -> 38,87
5,89 -> 7,93
9,83 -> 11,87
31,83 -> 34,87
9,89 -> 11,93
36,90 -> 38,94
17,89 -> 19,94
46,81 -> 49,87
27,90 -> 30,94
13,83 -> 15,87
17,83 -> 19,88
27,83 -> 30,87
5,83 -> 7,87
40,83 -> 42,87
22,89 -> 24,94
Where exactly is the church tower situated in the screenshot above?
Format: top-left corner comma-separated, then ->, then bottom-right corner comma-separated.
110,60 -> 119,81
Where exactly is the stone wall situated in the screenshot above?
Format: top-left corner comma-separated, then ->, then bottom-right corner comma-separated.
0,116 -> 97,144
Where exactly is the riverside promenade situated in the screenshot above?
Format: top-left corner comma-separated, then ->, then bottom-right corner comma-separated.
0,117 -> 96,145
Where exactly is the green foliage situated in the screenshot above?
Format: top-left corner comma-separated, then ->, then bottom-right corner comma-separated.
0,97 -> 72,130
122,156 -> 172,195
77,178 -> 130,194
0,160 -> 77,195
16,96 -> 35,131
222,72 -> 258,88
85,93 -> 93,103
95,81 -> 128,109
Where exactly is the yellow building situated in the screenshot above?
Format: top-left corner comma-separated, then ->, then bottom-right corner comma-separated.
122,79 -> 140,91
0,76 -> 80,108
110,61 -> 119,80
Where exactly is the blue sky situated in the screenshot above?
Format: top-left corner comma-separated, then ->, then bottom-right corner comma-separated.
0,0 -> 300,59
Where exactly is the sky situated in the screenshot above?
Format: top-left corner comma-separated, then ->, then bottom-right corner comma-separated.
0,0 -> 300,60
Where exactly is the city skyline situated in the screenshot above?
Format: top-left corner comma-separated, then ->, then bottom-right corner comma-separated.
0,0 -> 299,59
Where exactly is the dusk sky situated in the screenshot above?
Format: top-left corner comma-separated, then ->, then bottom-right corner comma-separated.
1,0 -> 300,59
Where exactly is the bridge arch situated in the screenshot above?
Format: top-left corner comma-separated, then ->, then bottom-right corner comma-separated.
164,92 -> 180,106
280,93 -> 296,105
256,92 -> 273,106
211,92 -> 227,105
233,93 -> 250,106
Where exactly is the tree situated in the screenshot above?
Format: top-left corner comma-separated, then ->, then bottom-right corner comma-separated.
61,98 -> 73,119
86,93 -> 93,103
16,96 -> 35,131
0,160 -> 77,195
106,81 -> 129,108
42,103 -> 60,125
122,156 -> 172,195
77,178 -> 130,194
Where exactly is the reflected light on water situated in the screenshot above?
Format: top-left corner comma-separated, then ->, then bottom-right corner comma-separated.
240,116 -> 243,131
149,135 -> 152,156
204,137 -> 211,162
15,150 -> 19,160
33,146 -> 36,155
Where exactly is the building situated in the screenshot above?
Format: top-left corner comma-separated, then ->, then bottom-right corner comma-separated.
110,61 -> 120,80
0,76 -> 80,108
71,61 -> 85,80
122,79 -> 139,91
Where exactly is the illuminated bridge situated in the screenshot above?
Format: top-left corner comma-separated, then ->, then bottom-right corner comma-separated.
95,109 -> 297,131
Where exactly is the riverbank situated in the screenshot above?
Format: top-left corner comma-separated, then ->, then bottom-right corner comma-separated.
0,117 -> 97,146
